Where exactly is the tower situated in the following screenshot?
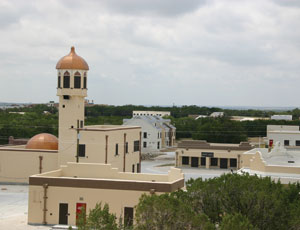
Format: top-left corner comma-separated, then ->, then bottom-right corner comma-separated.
56,47 -> 89,165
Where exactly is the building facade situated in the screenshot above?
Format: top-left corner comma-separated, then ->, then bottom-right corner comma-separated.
133,111 -> 170,117
123,115 -> 176,153
266,125 -> 300,148
28,163 -> 184,226
176,140 -> 253,169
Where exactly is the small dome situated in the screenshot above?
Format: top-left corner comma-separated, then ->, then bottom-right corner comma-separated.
56,46 -> 89,70
26,133 -> 58,150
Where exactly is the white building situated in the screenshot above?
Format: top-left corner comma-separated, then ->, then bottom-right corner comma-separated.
133,111 -> 170,117
123,115 -> 176,153
271,115 -> 293,121
210,112 -> 224,118
266,125 -> 300,148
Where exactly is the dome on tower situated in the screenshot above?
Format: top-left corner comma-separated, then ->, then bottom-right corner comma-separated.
26,133 -> 58,150
56,46 -> 89,70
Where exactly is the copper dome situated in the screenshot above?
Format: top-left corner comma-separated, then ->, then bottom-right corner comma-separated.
56,46 -> 89,70
26,133 -> 58,150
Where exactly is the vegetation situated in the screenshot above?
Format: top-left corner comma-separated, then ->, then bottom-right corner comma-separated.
77,173 -> 300,230
1,104 -> 300,144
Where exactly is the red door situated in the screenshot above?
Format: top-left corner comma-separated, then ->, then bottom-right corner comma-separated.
76,203 -> 87,225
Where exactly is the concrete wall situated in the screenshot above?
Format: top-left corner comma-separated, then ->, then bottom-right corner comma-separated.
0,148 -> 58,183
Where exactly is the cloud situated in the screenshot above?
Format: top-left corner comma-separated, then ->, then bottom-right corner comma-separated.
0,0 -> 300,107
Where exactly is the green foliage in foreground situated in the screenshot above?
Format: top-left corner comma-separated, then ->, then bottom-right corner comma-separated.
77,174 -> 300,230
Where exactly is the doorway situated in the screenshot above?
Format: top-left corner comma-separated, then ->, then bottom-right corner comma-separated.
191,157 -> 199,167
59,203 -> 68,225
220,158 -> 228,169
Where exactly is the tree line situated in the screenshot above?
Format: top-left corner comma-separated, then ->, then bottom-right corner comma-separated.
76,173 -> 300,230
1,104 -> 300,144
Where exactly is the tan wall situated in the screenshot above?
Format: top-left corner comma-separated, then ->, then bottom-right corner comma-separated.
249,152 -> 300,175
240,153 -> 255,168
28,185 -> 161,226
0,148 -> 58,183
38,163 -> 182,183
77,128 -> 141,172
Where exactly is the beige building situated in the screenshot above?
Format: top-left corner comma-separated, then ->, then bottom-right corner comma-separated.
176,140 -> 253,169
239,142 -> 300,184
28,162 -> 184,226
0,47 -> 141,184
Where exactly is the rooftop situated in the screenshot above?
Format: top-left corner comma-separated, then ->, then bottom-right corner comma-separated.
30,163 -> 184,193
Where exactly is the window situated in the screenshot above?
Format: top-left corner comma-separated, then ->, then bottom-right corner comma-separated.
124,207 -> 133,227
134,141 -> 140,152
182,156 -> 189,165
63,72 -> 70,88
137,163 -> 140,173
296,140 -> 300,146
157,142 -> 160,149
284,140 -> 290,146
143,142 -> 147,148
63,95 -> 69,100
79,144 -> 85,157
143,132 -> 147,138
115,144 -> 118,155
80,120 -> 83,128
132,164 -> 135,173
158,133 -> 159,138
58,75 -> 61,88
230,158 -> 237,168
210,158 -> 218,166
74,75 -> 81,89
125,142 -> 128,153
83,77 -> 87,89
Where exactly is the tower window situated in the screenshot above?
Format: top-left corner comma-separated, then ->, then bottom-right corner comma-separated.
58,75 -> 61,88
83,77 -> 87,89
74,72 -> 81,89
63,95 -> 70,100
63,72 -> 70,88
84,72 -> 87,89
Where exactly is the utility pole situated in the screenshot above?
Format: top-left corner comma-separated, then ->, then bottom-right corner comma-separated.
76,120 -> 80,163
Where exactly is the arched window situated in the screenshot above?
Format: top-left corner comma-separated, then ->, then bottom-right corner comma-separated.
83,72 -> 87,89
74,71 -> 81,89
58,73 -> 61,88
63,71 -> 70,88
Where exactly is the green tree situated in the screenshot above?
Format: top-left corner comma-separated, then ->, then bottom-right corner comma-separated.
220,213 -> 257,230
77,203 -> 118,230
135,193 -> 215,230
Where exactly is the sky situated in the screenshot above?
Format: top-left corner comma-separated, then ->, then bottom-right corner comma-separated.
0,0 -> 300,107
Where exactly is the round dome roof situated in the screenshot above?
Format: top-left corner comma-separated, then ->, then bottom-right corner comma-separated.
26,133 -> 58,150
56,46 -> 89,70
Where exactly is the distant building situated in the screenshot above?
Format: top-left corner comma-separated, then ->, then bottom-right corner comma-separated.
176,140 -> 253,169
266,125 -> 300,148
133,111 -> 170,117
230,116 -> 270,122
210,112 -> 224,118
271,115 -> 292,121
123,115 -> 176,153
195,115 -> 208,120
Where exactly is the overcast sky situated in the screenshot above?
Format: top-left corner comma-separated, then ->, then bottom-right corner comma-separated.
0,0 -> 300,107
